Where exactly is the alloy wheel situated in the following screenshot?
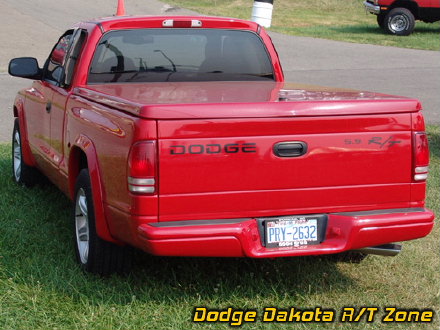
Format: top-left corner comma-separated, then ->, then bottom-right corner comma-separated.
75,188 -> 90,264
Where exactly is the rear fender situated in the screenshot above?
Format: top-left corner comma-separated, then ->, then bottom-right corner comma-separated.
69,134 -> 121,244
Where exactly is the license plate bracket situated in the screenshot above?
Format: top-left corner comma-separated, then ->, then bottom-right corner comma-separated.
259,214 -> 328,248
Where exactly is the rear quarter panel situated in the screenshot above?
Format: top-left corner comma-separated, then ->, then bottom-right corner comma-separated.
64,95 -> 157,242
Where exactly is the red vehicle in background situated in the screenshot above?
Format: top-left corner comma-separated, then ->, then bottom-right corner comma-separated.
8,14 -> 434,276
364,0 -> 440,35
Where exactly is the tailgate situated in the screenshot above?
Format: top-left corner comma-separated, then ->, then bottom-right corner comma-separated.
157,113 -> 413,221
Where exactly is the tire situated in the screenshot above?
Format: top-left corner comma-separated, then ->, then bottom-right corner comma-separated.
12,118 -> 39,186
384,8 -> 415,36
377,13 -> 386,29
73,169 -> 132,276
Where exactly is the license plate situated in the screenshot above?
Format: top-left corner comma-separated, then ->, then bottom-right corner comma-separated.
264,216 -> 321,248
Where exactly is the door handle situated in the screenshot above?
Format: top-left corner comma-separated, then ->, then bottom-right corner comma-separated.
273,141 -> 308,157
46,101 -> 52,113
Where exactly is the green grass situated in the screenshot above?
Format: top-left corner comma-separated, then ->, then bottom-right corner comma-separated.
166,0 -> 440,50
0,126 -> 438,329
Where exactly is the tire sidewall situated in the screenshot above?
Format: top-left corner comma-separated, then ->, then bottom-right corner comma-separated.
72,168 -> 132,276
12,119 -> 30,185
377,13 -> 386,29
12,119 -> 22,183
73,169 -> 98,272
385,8 -> 415,36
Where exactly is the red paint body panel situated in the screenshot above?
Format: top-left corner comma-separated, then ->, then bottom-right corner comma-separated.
11,15 -> 434,259
13,94 -> 36,166
378,0 -> 437,8
159,132 -> 411,193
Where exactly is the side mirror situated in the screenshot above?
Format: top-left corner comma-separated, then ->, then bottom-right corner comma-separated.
8,57 -> 42,80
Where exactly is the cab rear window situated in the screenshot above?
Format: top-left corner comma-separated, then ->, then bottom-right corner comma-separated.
88,29 -> 274,83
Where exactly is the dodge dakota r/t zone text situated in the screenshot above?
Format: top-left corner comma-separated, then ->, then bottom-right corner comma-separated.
8,15 -> 434,275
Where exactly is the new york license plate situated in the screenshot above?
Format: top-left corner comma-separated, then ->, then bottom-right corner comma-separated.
264,216 -> 320,248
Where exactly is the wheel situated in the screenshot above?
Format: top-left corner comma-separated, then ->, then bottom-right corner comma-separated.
377,13 -> 386,29
73,169 -> 132,276
12,118 -> 39,186
384,8 -> 415,36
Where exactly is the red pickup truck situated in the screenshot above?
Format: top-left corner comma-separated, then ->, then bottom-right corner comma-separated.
364,0 -> 440,35
9,15 -> 434,275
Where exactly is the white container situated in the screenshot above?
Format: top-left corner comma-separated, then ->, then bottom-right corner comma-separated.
251,1 -> 274,28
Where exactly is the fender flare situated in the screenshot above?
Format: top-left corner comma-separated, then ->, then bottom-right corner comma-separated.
70,134 -> 122,244
14,96 -> 36,166
389,0 -> 419,17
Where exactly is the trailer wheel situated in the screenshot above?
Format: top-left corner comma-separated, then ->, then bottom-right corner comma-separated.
385,8 -> 415,36
73,169 -> 132,276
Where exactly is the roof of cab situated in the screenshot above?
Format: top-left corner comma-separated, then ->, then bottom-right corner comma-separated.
81,15 -> 260,33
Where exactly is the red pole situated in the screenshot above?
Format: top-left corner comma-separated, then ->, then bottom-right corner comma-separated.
116,0 -> 126,16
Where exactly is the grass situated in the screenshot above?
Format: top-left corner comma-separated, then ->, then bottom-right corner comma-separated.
0,125 -> 439,329
166,0 -> 440,50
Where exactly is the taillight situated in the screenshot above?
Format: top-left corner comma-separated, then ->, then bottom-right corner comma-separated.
413,132 -> 429,181
128,141 -> 157,194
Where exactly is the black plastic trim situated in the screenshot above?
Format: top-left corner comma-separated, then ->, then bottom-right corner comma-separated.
334,207 -> 426,217
273,141 -> 308,157
96,22 -> 105,34
8,57 -> 42,80
87,21 -> 105,33
150,218 -> 251,227
149,208 -> 427,231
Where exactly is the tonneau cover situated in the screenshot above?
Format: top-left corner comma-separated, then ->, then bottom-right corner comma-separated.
74,81 -> 421,119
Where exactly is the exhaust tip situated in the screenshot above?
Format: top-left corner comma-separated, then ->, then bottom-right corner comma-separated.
354,243 -> 402,257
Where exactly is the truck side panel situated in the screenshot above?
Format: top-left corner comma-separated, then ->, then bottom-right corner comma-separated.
64,95 -> 158,243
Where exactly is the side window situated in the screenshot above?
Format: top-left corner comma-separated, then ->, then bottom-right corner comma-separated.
44,32 -> 73,85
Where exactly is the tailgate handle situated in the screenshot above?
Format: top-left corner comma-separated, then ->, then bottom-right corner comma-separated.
274,142 -> 308,157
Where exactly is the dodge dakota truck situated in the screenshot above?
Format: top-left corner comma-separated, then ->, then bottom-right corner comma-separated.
9,15 -> 434,275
